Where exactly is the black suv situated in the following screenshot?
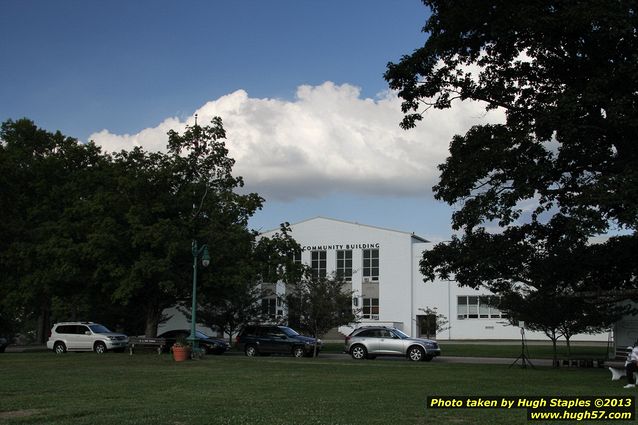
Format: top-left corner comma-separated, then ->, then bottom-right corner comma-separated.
236,325 -> 321,357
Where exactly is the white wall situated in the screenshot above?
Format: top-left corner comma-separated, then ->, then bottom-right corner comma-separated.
161,216 -> 608,342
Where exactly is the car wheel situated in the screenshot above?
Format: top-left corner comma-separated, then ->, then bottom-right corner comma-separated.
94,342 -> 107,354
407,346 -> 424,362
350,345 -> 367,360
245,344 -> 258,357
292,346 -> 305,358
54,342 -> 66,354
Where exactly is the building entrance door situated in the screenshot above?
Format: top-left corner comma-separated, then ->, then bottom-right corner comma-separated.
417,314 -> 437,339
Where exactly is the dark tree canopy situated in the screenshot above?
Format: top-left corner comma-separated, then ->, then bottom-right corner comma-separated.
0,119 -> 109,339
0,117 -> 264,340
385,1 -> 637,318
194,225 -> 301,343
285,274 -> 358,342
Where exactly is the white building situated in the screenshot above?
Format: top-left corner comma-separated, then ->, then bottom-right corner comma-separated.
260,217 -> 606,342
160,216 -> 607,342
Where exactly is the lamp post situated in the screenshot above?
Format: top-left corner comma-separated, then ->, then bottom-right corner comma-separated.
189,239 -> 210,353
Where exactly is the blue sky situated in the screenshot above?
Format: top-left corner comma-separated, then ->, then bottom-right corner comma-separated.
1,1 -> 502,241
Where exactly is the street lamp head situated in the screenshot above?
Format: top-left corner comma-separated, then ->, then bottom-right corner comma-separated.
201,245 -> 211,267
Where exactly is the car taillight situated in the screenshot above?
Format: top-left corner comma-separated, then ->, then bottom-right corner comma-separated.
235,336 -> 240,345
345,336 -> 350,344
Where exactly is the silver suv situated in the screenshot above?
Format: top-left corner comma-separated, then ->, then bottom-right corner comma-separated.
345,326 -> 441,362
47,322 -> 128,354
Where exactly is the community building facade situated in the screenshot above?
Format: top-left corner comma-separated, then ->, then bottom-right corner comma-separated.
259,217 -> 607,342
160,216 -> 608,342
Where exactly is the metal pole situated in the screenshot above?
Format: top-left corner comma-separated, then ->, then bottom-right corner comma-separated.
190,239 -> 199,352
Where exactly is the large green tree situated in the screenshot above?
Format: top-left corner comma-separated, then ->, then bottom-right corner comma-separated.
385,1 -> 637,322
194,226 -> 265,345
285,273 -> 358,356
93,117 -> 263,337
0,119 -> 109,341
195,224 -> 307,342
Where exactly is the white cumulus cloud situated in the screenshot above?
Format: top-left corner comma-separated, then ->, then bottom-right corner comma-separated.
89,82 -> 503,201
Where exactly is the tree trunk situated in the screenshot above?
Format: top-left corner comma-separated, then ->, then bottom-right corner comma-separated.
36,302 -> 51,344
144,305 -> 160,337
228,324 -> 236,347
551,337 -> 559,368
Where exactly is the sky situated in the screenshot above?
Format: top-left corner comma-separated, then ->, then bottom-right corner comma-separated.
0,0 -> 503,241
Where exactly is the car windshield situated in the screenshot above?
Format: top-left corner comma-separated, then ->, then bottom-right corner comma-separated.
195,331 -> 211,339
392,329 -> 410,339
280,327 -> 299,337
89,324 -> 111,334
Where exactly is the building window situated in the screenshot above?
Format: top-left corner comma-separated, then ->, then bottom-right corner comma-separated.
362,298 -> 379,320
457,295 -> 506,319
289,250 -> 301,264
362,249 -> 379,281
311,250 -> 326,279
336,250 -> 353,281
262,298 -> 276,318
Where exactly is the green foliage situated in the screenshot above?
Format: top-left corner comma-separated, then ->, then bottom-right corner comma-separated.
253,223 -> 305,284
0,119 -> 109,340
418,306 -> 450,339
286,273 -> 359,339
386,1 -> 638,334
0,117 -> 263,339
195,224 -> 304,342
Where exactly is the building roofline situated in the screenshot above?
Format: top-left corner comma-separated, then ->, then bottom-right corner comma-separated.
260,216 -> 430,243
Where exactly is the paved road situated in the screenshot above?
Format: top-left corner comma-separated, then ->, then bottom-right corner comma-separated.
315,351 -> 555,366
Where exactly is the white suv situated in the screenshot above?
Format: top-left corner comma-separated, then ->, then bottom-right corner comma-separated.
47,322 -> 128,354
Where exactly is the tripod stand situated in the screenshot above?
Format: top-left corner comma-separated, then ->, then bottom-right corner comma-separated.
510,327 -> 534,369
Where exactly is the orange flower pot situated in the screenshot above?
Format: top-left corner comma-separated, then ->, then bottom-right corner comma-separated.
171,345 -> 190,362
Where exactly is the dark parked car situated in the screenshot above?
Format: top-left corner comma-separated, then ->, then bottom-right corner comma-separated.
0,337 -> 8,353
157,329 -> 229,355
236,325 -> 321,357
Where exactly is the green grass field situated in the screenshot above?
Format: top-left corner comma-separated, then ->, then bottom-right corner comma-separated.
0,352 -> 629,425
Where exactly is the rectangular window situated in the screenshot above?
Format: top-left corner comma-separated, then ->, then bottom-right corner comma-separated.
362,298 -> 379,320
488,296 -> 507,318
362,249 -> 379,281
290,250 -> 301,264
457,296 -> 468,319
467,296 -> 479,318
261,298 -> 276,318
336,250 -> 353,281
311,251 -> 327,279
457,295 -> 505,319
479,296 -> 490,318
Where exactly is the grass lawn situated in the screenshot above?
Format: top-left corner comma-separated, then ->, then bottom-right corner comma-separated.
0,352 -> 629,425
